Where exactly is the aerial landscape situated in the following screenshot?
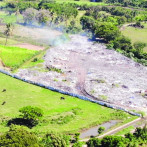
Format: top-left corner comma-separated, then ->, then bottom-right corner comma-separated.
0,0 -> 147,147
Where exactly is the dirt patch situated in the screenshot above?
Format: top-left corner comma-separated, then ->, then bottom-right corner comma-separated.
13,43 -> 45,51
13,25 -> 63,45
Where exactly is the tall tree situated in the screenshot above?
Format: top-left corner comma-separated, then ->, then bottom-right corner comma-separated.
4,23 -> 13,46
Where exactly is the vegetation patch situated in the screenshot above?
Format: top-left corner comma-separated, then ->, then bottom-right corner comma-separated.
0,72 -> 137,135
50,108 -> 82,125
115,126 -> 135,136
121,22 -> 147,53
47,67 -> 63,73
0,45 -> 38,70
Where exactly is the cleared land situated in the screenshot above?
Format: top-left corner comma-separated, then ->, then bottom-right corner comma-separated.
121,22 -> 147,52
0,72 -> 137,136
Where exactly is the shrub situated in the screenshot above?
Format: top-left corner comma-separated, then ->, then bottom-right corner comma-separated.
72,142 -> 83,147
19,106 -> 43,126
98,126 -> 105,135
41,132 -> 70,147
133,42 -> 146,54
73,133 -> 80,143
0,125 -> 40,147
86,137 -> 101,147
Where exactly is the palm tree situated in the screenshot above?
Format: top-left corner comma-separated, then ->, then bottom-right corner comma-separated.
4,23 -> 13,46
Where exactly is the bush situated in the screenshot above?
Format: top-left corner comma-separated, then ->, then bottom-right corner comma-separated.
98,126 -> 105,135
101,136 -> 127,147
19,106 -> 43,126
110,35 -> 133,52
41,132 -> 70,147
94,22 -> 120,42
73,133 -> 80,143
72,142 -> 83,147
133,42 -> 146,54
0,125 -> 40,147
86,137 -> 101,147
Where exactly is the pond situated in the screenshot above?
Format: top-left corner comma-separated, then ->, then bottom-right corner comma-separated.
80,120 -> 119,139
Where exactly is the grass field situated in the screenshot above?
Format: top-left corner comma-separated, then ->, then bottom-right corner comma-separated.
0,72 -> 137,136
121,22 -> 147,52
115,126 -> 135,136
0,37 -> 20,45
0,45 -> 38,69
56,0 -> 107,6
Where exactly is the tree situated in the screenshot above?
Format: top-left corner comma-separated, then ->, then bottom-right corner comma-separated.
4,23 -> 13,45
73,133 -> 80,143
86,137 -> 101,147
41,132 -> 70,147
94,22 -> 120,42
19,106 -> 43,126
110,35 -> 133,52
101,136 -> 127,147
36,9 -> 52,26
98,126 -> 105,135
22,8 -> 38,25
0,125 -> 40,147
80,16 -> 95,31
133,42 -> 146,54
72,142 -> 83,147
133,125 -> 147,142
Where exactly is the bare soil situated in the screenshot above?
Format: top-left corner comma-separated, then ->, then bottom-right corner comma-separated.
13,43 -> 45,51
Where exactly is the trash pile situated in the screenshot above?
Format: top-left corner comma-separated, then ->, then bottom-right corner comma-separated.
17,35 -> 147,112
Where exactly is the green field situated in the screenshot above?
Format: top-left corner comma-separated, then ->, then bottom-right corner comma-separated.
115,126 -> 135,136
121,23 -> 147,52
0,11 -> 23,24
0,45 -> 38,69
56,0 -> 107,6
0,72 -> 137,136
0,37 -> 19,45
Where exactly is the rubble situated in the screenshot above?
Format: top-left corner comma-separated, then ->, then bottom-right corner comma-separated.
17,35 -> 147,112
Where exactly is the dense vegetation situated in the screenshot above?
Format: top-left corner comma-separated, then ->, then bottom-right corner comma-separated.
0,124 -> 146,146
86,125 -> 147,147
80,5 -> 147,65
1,0 -> 146,65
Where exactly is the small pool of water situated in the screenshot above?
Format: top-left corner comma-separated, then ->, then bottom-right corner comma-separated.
80,120 -> 119,139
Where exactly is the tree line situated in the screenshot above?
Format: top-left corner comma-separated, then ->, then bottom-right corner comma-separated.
80,6 -> 147,66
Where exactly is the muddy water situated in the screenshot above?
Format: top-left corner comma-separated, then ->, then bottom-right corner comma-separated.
80,120 -> 118,139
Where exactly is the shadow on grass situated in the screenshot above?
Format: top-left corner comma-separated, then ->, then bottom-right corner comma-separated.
7,118 -> 35,128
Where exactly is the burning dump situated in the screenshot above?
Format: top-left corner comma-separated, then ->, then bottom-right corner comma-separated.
16,31 -> 147,113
